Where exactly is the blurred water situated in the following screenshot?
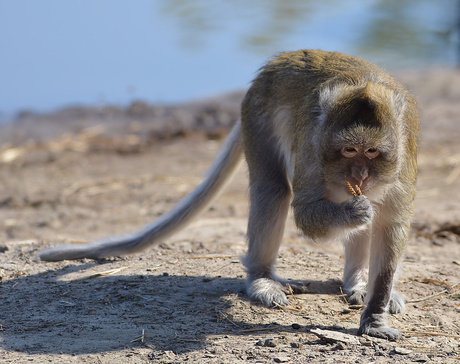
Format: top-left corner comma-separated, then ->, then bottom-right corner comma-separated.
0,0 -> 458,120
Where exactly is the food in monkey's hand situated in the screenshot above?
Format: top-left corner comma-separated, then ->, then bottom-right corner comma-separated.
346,181 -> 362,197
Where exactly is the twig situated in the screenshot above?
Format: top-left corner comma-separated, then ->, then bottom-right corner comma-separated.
286,284 -> 303,309
273,301 -> 302,313
406,289 -> 449,303
238,326 -> 282,334
406,280 -> 460,303
218,311 -> 240,327
131,329 -> 146,343
190,255 -> 237,259
339,287 -> 349,304
421,278 -> 454,293
402,330 -> 460,339
68,266 -> 129,282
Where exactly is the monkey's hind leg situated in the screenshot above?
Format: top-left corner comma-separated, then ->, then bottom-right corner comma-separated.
241,133 -> 308,306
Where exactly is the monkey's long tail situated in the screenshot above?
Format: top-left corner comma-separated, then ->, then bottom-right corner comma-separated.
40,121 -> 243,261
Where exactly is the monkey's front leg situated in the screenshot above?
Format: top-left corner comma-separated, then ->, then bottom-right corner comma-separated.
242,181 -> 309,306
358,223 -> 408,340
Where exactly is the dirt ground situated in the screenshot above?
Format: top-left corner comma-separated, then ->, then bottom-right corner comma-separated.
0,69 -> 459,363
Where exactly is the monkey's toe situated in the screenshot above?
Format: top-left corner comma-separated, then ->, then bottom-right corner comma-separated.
281,280 -> 310,294
388,291 -> 405,314
345,288 -> 366,306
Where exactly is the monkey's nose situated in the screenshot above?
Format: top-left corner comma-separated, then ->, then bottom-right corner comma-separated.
350,175 -> 368,189
351,165 -> 368,187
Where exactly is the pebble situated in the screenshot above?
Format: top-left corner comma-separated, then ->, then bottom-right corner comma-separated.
274,356 -> 290,363
264,338 -> 277,348
310,328 -> 360,345
394,347 -> 412,355
256,338 -> 277,347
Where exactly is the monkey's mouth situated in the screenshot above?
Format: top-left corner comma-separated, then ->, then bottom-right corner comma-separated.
345,178 -> 370,193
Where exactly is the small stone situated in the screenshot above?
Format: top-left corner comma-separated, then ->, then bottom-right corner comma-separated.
274,356 -> 290,363
264,338 -> 277,347
162,272 -> 169,277
310,328 -> 360,345
290,342 -> 302,348
394,347 -> 412,355
335,342 -> 347,350
409,353 -> 429,362
291,323 -> 301,330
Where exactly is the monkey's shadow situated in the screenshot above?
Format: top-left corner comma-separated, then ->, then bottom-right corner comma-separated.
0,262 -> 344,355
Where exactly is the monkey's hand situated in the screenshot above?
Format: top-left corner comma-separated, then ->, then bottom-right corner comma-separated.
343,195 -> 374,227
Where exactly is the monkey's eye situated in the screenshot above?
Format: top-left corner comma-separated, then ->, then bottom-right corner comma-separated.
341,147 -> 358,158
365,148 -> 380,159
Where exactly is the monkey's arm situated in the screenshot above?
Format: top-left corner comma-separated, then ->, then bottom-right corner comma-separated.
292,193 -> 374,242
39,121 -> 243,261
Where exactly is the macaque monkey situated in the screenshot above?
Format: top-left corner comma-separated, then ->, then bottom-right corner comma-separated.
40,50 -> 419,340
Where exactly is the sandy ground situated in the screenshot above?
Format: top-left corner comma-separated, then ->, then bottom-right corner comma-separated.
0,69 -> 459,363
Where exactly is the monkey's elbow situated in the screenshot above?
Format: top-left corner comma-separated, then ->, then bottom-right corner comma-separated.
293,212 -> 326,242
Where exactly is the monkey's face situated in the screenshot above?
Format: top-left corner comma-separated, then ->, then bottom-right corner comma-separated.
322,124 -> 399,198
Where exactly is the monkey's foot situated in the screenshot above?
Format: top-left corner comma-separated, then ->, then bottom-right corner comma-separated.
345,288 -> 366,306
388,291 -> 405,314
246,276 -> 309,307
358,312 -> 400,341
344,288 -> 405,314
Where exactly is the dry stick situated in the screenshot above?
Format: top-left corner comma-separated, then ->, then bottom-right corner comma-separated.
339,287 -> 349,304
190,255 -> 237,259
131,329 -> 146,343
402,331 -> 460,339
273,301 -> 302,313
421,278 -> 453,292
238,326 -> 282,334
406,280 -> 460,303
406,290 -> 449,303
68,266 -> 129,283
218,310 -> 240,327
286,284 -> 304,309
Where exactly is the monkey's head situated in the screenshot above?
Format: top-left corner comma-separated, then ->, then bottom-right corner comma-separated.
317,82 -> 405,196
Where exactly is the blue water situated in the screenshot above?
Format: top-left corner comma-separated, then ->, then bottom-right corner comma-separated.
0,0 -> 458,120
